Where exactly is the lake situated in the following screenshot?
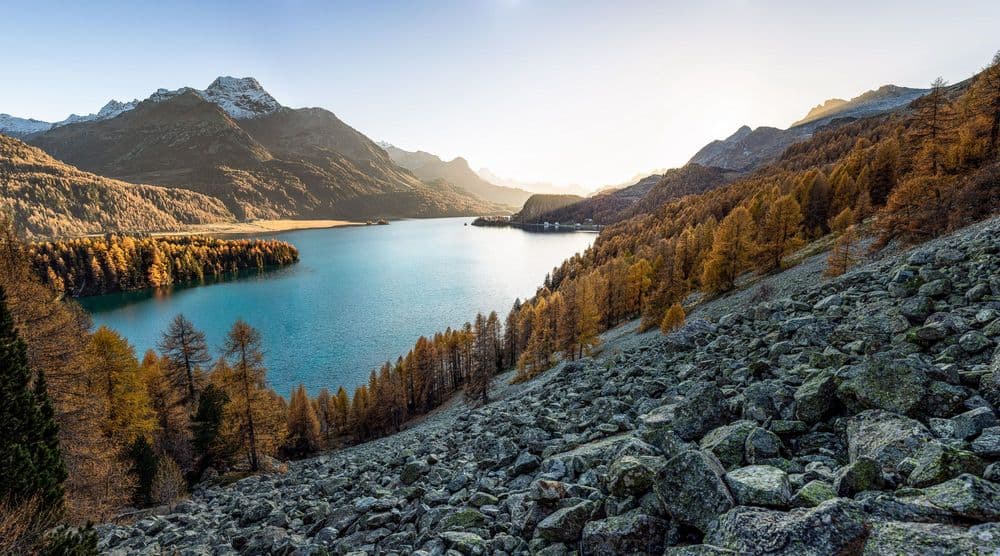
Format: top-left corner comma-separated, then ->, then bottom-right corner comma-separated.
80,218 -> 596,395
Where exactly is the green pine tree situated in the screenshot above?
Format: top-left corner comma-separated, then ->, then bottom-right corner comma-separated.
0,285 -> 67,514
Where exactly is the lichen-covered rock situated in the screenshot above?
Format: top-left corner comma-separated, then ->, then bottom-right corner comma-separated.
907,442 -> 986,488
744,427 -> 783,464
846,410 -> 933,467
863,521 -> 1000,555
793,371 -> 838,423
655,450 -> 734,532
951,407 -> 999,440
535,500 -> 599,542
705,499 -> 868,556
919,474 -> 1000,521
833,456 -> 882,497
724,465 -> 791,508
837,358 -> 931,416
790,480 -> 835,508
579,512 -> 668,556
972,426 -> 1000,457
672,382 -> 727,441
700,421 -> 756,470
606,455 -> 663,497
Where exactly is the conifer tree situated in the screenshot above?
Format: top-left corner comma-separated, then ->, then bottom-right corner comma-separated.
85,327 -> 156,444
220,320 -> 267,471
190,383 -> 229,473
575,277 -> 601,358
826,224 -> 862,277
284,384 -> 321,458
974,51 -> 1000,160
158,314 -> 211,404
757,194 -> 803,272
0,286 -> 67,515
701,207 -> 755,294
660,303 -> 686,334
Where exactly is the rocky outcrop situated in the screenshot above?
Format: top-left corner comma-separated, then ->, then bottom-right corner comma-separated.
99,217 -> 1000,554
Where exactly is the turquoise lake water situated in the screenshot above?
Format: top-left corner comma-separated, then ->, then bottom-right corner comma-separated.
80,218 -> 595,395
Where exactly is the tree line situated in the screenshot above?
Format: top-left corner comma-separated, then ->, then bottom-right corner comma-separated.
28,234 -> 299,296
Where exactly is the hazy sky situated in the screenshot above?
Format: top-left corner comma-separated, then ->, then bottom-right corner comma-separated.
2,1 -> 998,190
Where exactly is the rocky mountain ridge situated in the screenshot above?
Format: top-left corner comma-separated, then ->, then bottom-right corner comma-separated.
98,214 -> 1000,555
690,83 -> 929,172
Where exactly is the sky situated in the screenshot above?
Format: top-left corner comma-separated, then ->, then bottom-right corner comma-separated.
2,1 -> 999,191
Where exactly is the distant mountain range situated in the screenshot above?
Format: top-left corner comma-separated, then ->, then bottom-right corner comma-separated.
689,84 -> 929,171
475,168 -> 593,198
3,77 -> 506,226
379,143 -> 532,209
0,134 -> 232,237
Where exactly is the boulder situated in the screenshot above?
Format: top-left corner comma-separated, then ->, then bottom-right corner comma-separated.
793,372 -> 838,423
971,426 -> 1000,457
744,427 -> 783,464
919,474 -> 1000,521
672,382 -> 727,441
837,358 -> 931,416
705,499 -> 868,556
580,512 -> 669,556
951,406 -> 999,440
863,522 -> 1000,555
535,500 -> 599,542
700,421 -> 756,470
908,442 -> 986,487
833,457 -> 882,497
790,480 -> 835,508
724,465 -> 791,508
655,450 -> 734,532
846,410 -> 933,468
606,455 -> 663,497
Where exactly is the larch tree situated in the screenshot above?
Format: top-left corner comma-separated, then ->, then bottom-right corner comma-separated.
284,384 -> 321,458
624,259 -> 653,316
912,77 -> 954,175
158,313 -> 211,404
701,207 -> 756,294
139,351 -> 191,469
826,224 -> 862,277
190,383 -> 230,473
575,276 -> 601,358
828,207 -> 856,234
85,326 -> 156,445
220,319 -> 267,471
975,51 -> 1000,159
757,194 -> 803,272
660,303 -> 686,334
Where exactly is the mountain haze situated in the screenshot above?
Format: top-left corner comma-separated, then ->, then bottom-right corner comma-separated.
381,143 -> 531,209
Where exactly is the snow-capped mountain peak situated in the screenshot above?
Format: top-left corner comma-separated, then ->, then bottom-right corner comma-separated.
0,113 -> 53,137
200,76 -> 281,119
2,76 -> 283,137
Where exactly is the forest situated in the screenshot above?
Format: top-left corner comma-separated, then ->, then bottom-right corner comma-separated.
2,53 -> 999,552
28,235 -> 299,296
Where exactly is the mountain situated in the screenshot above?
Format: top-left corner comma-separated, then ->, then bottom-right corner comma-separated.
0,133 -> 233,237
380,143 -> 530,209
517,164 -> 732,226
476,167 -> 592,197
24,78 -> 504,220
691,84 -> 929,171
510,193 -> 584,223
0,114 -> 53,138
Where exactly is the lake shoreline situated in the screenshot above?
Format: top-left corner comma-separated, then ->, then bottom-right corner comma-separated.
167,219 -> 366,236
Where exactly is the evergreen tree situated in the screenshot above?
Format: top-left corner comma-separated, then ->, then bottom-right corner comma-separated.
0,287 -> 67,513
158,314 -> 211,404
190,383 -> 229,473
127,436 -> 158,507
826,224 -> 862,277
85,327 -> 156,444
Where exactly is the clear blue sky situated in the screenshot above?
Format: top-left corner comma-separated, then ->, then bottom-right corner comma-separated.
2,0 -> 998,189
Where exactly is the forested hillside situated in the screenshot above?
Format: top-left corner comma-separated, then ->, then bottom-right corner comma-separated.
0,134 -> 234,238
29,235 -> 299,296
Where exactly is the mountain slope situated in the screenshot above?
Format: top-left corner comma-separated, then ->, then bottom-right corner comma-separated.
27,83 -> 504,220
0,134 -> 233,237
520,164 -> 731,225
382,143 -> 531,209
511,193 -> 584,222
691,84 -> 929,171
